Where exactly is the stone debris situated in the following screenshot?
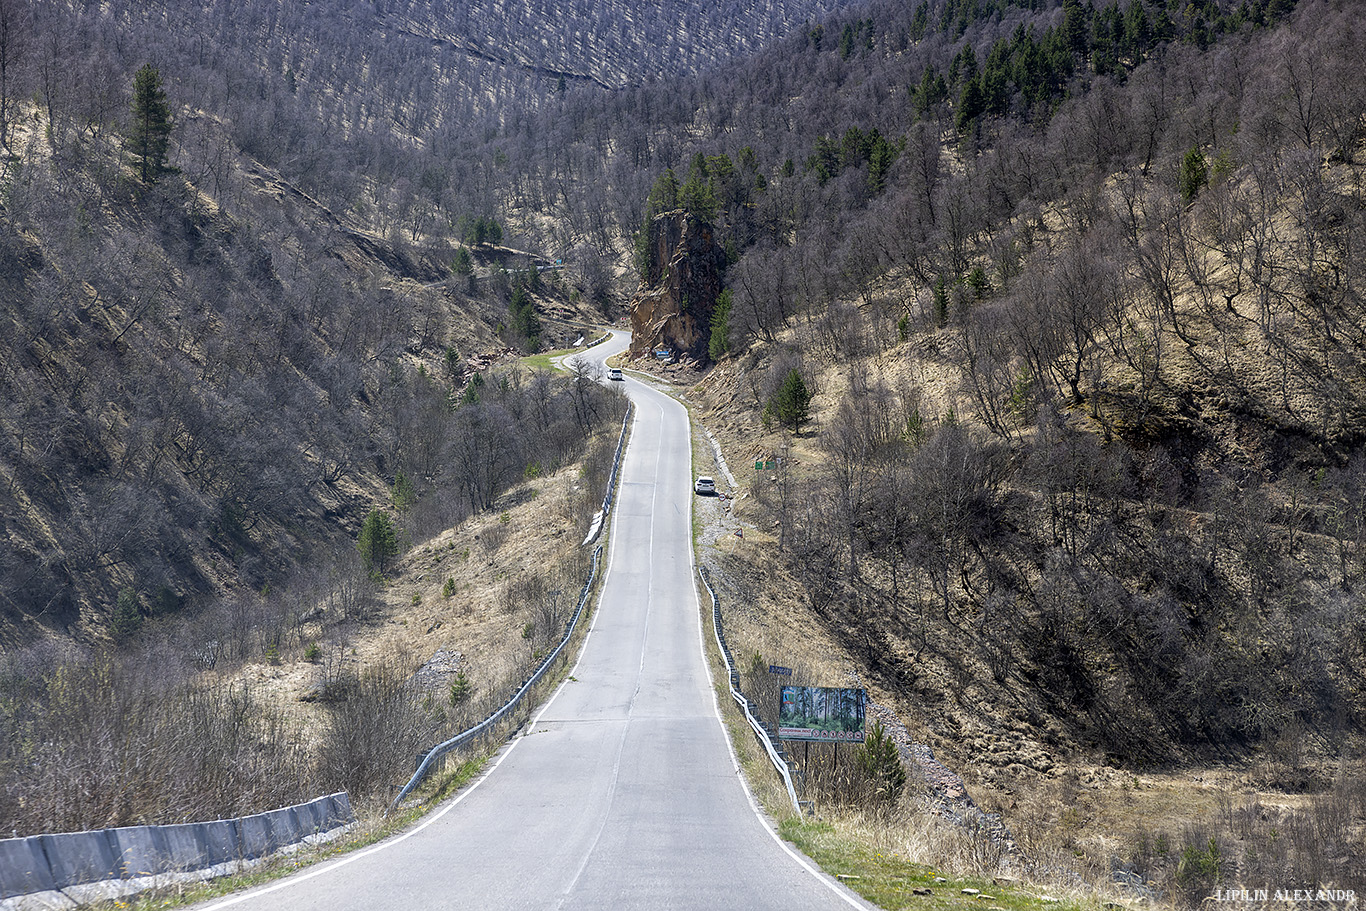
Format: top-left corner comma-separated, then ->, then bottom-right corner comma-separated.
297,680 -> 329,702
408,648 -> 464,694
866,703 -> 1020,859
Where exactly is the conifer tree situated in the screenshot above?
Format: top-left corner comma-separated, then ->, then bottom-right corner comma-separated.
708,288 -> 732,361
1179,147 -> 1209,203
129,64 -> 173,184
765,368 -> 812,433
358,509 -> 399,573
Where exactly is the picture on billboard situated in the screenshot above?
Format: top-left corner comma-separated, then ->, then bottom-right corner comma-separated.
778,686 -> 866,742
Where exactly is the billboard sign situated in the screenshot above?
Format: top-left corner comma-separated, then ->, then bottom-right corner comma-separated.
778,686 -> 866,743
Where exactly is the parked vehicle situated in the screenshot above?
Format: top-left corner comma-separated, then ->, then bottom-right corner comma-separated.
694,476 -> 716,495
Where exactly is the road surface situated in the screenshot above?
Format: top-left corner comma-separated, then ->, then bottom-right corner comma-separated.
198,330 -> 867,910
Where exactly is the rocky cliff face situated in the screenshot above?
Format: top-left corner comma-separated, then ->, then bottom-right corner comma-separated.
628,211 -> 725,362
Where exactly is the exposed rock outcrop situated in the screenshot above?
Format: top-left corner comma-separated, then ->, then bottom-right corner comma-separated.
628,210 -> 725,362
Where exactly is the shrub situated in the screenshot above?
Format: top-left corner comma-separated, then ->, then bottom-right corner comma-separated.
319,657 -> 437,798
450,670 -> 472,705
855,721 -> 906,805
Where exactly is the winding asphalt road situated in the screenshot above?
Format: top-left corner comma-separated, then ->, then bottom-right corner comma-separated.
198,330 -> 867,910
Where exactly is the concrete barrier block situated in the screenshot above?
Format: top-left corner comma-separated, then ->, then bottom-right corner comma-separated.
195,820 -> 240,867
108,826 -> 170,878
5,792 -> 353,900
236,813 -> 276,860
299,796 -> 338,835
291,801 -> 319,836
261,808 -> 299,849
36,831 -> 118,888
158,823 -> 206,872
0,836 -> 57,899
326,792 -> 356,829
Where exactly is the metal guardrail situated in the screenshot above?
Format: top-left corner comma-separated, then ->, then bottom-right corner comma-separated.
390,396 -> 632,810
698,566 -> 802,816
601,402 -> 632,516
390,544 -> 602,810
584,401 -> 632,545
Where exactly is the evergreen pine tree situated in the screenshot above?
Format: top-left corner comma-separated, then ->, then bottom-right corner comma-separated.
129,64 -> 173,184
357,509 -> 399,573
679,153 -> 717,222
855,721 -> 906,804
111,587 -> 144,640
392,472 -> 416,512
452,247 -> 474,275
764,368 -> 812,433
708,288 -> 732,361
1179,147 -> 1209,203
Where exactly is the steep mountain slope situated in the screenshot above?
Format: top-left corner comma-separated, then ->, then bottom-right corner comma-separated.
19,0 -> 863,266
4,0 -> 1365,896
2,0 -> 861,641
0,129 -> 489,640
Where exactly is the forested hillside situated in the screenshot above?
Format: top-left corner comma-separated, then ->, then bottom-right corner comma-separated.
0,0 -> 865,640
599,0 -> 1366,894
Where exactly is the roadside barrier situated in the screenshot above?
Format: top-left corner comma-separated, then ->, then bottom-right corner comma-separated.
583,401 -> 632,545
0,793 -> 354,907
600,402 -> 633,517
391,544 -> 603,810
393,393 -> 631,808
699,565 -> 802,815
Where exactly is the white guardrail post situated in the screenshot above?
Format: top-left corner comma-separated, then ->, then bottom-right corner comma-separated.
698,566 -> 802,816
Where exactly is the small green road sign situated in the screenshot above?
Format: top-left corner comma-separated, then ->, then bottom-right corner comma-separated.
754,460 -> 777,470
